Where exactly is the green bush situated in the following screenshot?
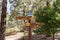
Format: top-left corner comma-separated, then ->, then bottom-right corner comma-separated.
5,27 -> 20,36
33,0 -> 60,37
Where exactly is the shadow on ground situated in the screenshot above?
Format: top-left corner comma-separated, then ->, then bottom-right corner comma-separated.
16,34 -> 60,40
16,34 -> 47,40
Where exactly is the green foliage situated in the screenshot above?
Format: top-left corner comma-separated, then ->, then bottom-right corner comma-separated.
5,27 -> 20,36
33,0 -> 60,37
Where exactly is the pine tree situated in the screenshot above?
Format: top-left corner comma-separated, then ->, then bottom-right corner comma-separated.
0,0 -> 7,40
34,0 -> 60,38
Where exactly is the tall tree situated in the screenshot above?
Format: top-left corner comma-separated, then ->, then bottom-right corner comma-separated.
0,0 -> 7,40
34,0 -> 60,38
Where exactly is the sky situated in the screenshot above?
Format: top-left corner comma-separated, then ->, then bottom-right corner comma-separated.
7,0 -> 11,13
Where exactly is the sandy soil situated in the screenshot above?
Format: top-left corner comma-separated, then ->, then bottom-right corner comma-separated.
5,32 -> 24,40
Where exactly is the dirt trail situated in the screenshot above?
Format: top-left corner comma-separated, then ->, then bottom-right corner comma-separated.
5,33 -> 24,40
5,32 -> 60,40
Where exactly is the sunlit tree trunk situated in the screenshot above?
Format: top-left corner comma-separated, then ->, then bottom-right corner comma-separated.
0,0 -> 7,40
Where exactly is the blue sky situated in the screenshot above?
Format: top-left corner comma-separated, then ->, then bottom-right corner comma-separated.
7,0 -> 11,13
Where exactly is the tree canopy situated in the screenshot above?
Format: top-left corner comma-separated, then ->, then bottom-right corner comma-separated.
33,0 -> 60,36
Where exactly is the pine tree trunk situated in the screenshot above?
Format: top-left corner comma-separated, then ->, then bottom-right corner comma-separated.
0,0 -> 7,40
52,33 -> 54,40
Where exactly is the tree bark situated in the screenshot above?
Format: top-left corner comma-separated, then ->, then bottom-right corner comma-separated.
0,0 -> 7,40
52,33 -> 54,40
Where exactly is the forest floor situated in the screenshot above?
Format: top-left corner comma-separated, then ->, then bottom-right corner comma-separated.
5,32 -> 24,40
5,32 -> 60,40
